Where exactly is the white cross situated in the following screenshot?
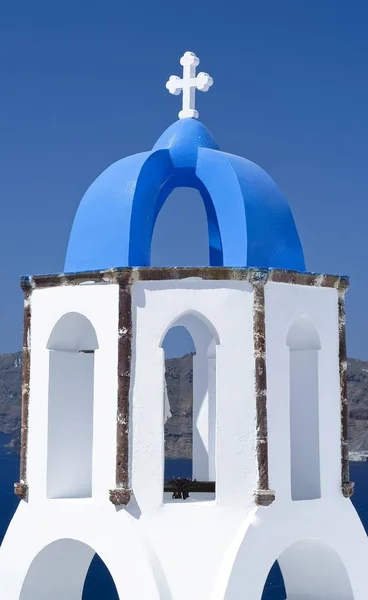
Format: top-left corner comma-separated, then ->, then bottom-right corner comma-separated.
166,51 -> 213,120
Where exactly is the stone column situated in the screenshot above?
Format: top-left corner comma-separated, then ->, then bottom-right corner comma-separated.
109,281 -> 133,506
338,281 -> 354,498
250,269 -> 275,507
14,283 -> 32,500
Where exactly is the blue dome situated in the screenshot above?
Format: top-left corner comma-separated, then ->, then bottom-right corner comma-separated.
64,119 -> 305,272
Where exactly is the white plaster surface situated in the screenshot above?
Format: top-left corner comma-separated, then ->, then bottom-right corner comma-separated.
288,315 -> 321,501
0,278 -> 367,599
47,350 -> 94,498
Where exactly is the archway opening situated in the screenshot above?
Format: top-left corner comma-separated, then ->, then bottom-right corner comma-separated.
161,313 -> 219,502
46,312 -> 98,499
20,539 -> 118,600
287,315 -> 321,501
262,539 -> 354,599
150,187 -> 210,267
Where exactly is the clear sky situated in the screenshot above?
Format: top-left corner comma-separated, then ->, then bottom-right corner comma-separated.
1,1 -> 368,358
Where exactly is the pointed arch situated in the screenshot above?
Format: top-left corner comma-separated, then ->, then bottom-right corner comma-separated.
159,309 -> 221,349
160,311 -> 220,497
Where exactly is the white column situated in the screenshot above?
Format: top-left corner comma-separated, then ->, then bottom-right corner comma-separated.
192,351 -> 210,481
192,345 -> 216,482
208,355 -> 216,482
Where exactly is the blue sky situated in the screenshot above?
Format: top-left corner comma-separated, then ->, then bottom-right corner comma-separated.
1,1 -> 368,358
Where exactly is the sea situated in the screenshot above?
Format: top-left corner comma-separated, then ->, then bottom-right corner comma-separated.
1,433 -> 367,599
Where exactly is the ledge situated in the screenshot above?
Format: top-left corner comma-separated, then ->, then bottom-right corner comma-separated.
14,481 -> 28,500
342,481 -> 355,498
21,267 -> 349,291
109,488 -> 132,506
254,488 -> 275,506
164,481 -> 215,494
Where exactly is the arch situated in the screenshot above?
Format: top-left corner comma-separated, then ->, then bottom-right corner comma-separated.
287,313 -> 321,350
47,312 -> 98,352
46,313 -> 98,498
65,119 -> 305,273
287,315 -> 321,500
262,539 -> 354,599
159,309 -> 220,349
19,539 -> 118,600
161,311 -> 219,495
130,150 -> 223,267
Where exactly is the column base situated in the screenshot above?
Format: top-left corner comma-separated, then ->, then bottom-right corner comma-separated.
254,488 -> 275,506
342,481 -> 355,498
14,481 -> 28,500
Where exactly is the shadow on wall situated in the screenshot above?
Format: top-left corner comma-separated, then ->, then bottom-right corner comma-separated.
287,314 -> 321,501
262,539 -> 354,600
46,312 -> 98,500
19,539 -> 119,600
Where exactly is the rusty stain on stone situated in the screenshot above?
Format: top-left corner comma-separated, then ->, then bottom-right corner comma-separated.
109,487 -> 132,506
109,282 -> 133,506
21,267 -> 348,290
338,290 -> 354,498
14,481 -> 28,500
251,276 -> 275,506
14,289 -> 32,499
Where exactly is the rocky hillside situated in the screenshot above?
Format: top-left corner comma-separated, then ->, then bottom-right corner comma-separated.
164,354 -> 193,459
0,353 -> 22,445
347,358 -> 368,452
1,352 -> 368,457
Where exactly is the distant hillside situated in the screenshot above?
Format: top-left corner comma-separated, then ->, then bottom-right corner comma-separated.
1,352 -> 368,457
164,354 -> 193,459
347,358 -> 368,452
0,353 -> 22,442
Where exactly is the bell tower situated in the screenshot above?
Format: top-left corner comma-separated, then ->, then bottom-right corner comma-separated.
0,51 -> 367,600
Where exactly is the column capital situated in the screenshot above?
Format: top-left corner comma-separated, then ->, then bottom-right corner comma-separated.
249,269 -> 269,287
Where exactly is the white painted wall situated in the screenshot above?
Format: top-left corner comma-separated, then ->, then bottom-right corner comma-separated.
191,349 -> 216,482
47,350 -> 94,498
287,315 -> 322,500
289,347 -> 321,500
131,278 -> 257,512
26,283 -> 119,504
1,277 -> 367,600
265,282 -> 341,502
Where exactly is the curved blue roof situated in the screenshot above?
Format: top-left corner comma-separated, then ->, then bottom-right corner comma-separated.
65,118 -> 305,272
